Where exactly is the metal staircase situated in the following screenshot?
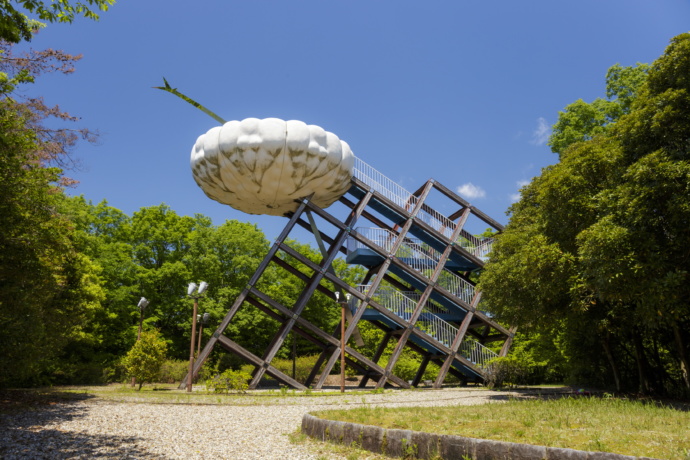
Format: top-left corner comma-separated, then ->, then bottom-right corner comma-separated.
353,284 -> 497,369
185,154 -> 513,390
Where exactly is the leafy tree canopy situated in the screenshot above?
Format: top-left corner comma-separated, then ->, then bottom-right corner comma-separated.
481,33 -> 690,396
0,0 -> 114,43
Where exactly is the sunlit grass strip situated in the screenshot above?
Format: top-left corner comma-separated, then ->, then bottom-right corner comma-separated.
314,397 -> 690,459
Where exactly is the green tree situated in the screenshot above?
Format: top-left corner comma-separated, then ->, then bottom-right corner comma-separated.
0,0 -> 114,43
548,63 -> 649,157
480,33 -> 690,396
0,41 -> 104,386
121,329 -> 168,390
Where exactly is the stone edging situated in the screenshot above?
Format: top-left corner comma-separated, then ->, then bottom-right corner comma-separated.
301,413 -> 659,460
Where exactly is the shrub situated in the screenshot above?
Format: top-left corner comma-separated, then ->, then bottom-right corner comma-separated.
484,356 -> 531,389
206,369 -> 251,393
121,329 -> 168,390
271,355 -> 322,384
157,359 -> 188,383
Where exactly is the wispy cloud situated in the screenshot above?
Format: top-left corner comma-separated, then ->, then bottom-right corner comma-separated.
510,180 -> 531,203
457,183 -> 486,200
531,117 -> 550,146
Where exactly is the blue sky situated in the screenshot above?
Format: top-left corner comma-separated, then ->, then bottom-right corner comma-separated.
19,0 -> 690,241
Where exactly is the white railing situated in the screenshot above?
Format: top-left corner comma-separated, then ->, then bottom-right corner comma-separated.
351,227 -> 476,306
459,338 -> 498,369
352,157 -> 493,258
356,284 -> 496,368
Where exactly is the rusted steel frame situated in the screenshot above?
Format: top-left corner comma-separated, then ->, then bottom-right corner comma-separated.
249,287 -> 340,349
178,202 -> 309,388
431,180 -> 505,232
216,335 -> 307,390
248,201 -> 350,387
314,259 -> 409,389
305,346 -> 334,388
270,255 -> 337,299
433,291 -> 483,388
351,177 -> 415,222
412,354 -> 433,387
339,196 -> 400,235
375,180 -> 440,388
278,244 -> 364,306
303,208 -> 365,347
395,202 -> 478,389
247,269 -> 335,388
499,325 -> 518,357
242,293 -> 332,385
359,329 -> 394,388
244,294 -> 329,350
248,285 -> 342,389
294,218 -> 348,258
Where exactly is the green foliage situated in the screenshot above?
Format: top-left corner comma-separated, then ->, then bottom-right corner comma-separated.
269,355 -> 323,384
0,41 -> 105,387
548,63 -> 649,156
0,0 -> 114,43
205,369 -> 251,393
481,33 -> 690,396
121,330 -> 168,390
483,356 -> 531,389
157,359 -> 189,384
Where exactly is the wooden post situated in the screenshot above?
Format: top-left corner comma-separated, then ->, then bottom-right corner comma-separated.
187,297 -> 198,393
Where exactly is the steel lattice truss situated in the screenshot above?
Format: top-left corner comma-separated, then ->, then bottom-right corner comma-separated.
184,172 -> 515,390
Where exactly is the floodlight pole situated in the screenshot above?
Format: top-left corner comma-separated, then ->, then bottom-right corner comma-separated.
341,299 -> 345,393
197,313 -> 209,357
336,292 -> 350,393
131,297 -> 149,388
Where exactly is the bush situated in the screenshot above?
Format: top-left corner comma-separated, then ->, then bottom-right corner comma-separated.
157,359 -> 188,383
121,329 -> 168,390
484,356 -> 531,389
206,369 -> 251,393
270,355 -> 322,384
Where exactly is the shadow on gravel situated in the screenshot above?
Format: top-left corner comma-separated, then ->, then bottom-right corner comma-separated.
0,391 -> 160,459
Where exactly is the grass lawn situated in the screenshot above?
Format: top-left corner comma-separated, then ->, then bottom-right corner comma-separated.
314,396 -> 690,459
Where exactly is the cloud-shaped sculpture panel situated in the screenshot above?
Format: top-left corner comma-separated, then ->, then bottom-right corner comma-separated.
191,118 -> 354,216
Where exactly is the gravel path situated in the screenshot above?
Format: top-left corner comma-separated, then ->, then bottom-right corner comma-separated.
0,387 -> 533,459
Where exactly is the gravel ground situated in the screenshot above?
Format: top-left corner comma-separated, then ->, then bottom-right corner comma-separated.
0,387 -> 545,459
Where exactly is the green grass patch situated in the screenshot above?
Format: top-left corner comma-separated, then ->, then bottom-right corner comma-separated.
314,397 -> 690,459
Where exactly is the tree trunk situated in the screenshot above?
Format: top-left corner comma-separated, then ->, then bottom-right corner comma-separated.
673,321 -> 690,390
632,330 -> 652,394
602,333 -> 621,392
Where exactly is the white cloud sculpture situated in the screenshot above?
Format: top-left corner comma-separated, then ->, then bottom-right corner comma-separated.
191,118 -> 354,216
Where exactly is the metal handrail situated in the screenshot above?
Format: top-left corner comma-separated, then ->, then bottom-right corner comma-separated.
352,227 -> 476,306
356,285 -> 497,368
352,157 -> 494,257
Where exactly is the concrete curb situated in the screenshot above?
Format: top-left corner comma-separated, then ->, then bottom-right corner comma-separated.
301,413 -> 659,460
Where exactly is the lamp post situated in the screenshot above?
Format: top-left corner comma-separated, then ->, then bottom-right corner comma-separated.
335,292 -> 350,393
131,297 -> 150,387
196,312 -> 210,357
186,281 -> 208,393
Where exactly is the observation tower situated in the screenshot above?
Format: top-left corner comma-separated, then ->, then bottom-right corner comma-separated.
182,117 -> 515,389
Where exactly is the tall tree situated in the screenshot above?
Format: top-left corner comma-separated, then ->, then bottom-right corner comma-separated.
480,33 -> 690,396
0,42 -> 103,386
